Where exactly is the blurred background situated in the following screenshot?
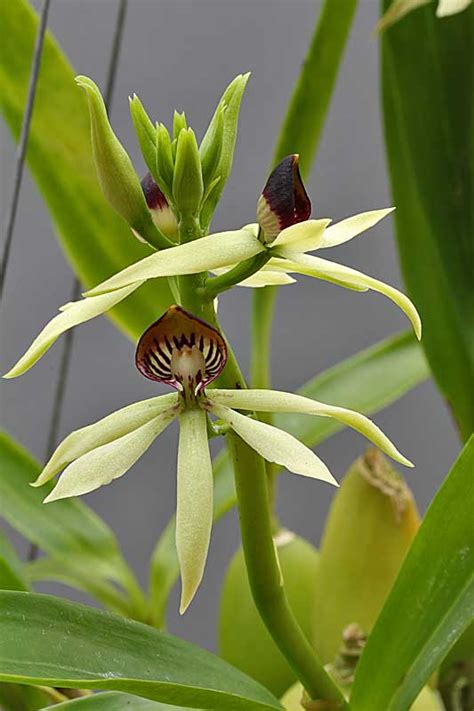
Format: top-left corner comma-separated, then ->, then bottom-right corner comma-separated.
0,0 -> 459,650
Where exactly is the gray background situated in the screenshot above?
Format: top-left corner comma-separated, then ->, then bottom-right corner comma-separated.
0,0 -> 459,651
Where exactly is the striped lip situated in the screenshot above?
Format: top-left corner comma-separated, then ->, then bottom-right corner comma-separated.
257,154 -> 311,243
135,306 -> 227,399
141,172 -> 178,239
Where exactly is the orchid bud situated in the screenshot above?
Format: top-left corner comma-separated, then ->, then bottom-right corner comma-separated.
172,128 -> 204,216
199,103 -> 224,193
141,173 -> 178,241
129,93 -> 156,178
155,122 -> 175,203
200,73 -> 250,229
173,110 -> 188,139
257,154 -> 311,243
312,448 -> 420,664
219,531 -> 320,697
76,75 -> 153,238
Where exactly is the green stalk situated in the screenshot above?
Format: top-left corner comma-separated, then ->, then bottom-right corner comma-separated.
201,251 -> 271,301
227,425 -> 346,708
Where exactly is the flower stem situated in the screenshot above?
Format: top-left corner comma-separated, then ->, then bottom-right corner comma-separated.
227,428 -> 347,708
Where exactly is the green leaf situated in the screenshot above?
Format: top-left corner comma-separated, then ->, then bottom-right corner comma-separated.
49,691 -> 194,710
350,436 -> 474,711
0,430 -> 144,618
149,331 -> 429,626
0,0 -> 173,342
0,533 -> 29,592
0,592 -> 282,711
0,682 -> 49,711
381,1 -> 474,439
273,0 -> 358,177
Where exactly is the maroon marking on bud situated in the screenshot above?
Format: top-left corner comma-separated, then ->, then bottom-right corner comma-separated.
136,305 -> 227,397
257,155 -> 311,242
141,172 -> 169,211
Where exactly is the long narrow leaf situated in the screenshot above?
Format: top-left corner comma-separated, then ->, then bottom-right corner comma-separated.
350,437 -> 474,711
0,0 -> 172,340
274,0 -> 358,176
381,1 -> 474,439
49,692 -> 194,710
149,331 -> 429,626
0,431 -> 143,616
0,592 -> 281,711
0,533 -> 29,592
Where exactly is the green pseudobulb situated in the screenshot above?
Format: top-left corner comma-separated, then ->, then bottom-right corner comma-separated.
219,531 -> 319,697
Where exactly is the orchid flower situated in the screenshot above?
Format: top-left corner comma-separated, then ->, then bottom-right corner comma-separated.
5,155 -> 420,379
33,306 -> 412,613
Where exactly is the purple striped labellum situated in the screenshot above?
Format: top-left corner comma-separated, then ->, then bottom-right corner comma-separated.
136,305 -> 227,402
257,154 -> 311,243
141,173 -> 178,240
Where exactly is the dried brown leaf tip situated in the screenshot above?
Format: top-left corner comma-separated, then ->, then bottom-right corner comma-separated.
257,154 -> 311,243
135,305 -> 227,401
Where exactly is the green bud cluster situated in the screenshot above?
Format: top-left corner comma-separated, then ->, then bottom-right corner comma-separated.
77,72 -> 250,246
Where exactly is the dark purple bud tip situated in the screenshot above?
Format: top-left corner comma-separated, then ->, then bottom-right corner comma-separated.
140,173 -> 178,240
136,305 -> 227,398
257,154 -> 311,243
141,172 -> 169,211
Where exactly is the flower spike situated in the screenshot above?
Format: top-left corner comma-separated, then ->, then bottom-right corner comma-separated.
257,155 -> 311,243
136,305 -> 227,400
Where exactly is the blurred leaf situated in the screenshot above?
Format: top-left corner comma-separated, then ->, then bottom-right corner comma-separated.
149,331 -> 429,626
0,683 -> 49,711
0,430 -> 145,618
0,532 -> 29,592
46,690 -> 199,709
0,0 -> 172,341
0,592 -> 281,711
350,436 -> 474,711
274,0 -> 358,176
381,1 -> 474,439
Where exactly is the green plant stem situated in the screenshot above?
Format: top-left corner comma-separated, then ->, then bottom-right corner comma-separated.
201,251 -> 271,300
227,427 -> 346,708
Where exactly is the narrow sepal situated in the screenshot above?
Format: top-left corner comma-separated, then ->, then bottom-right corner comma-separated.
207,401 -> 338,486
136,305 -> 227,397
35,393 -> 179,486
85,228 -> 264,296
44,410 -> 177,502
275,252 -> 422,339
76,76 -> 152,235
271,219 -> 330,253
210,389 -> 413,467
4,284 -> 139,378
177,408 -> 213,613
257,155 -> 311,243
318,208 -> 395,250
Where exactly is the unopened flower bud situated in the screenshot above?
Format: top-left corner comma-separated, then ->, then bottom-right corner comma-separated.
257,154 -> 311,243
199,103 -> 224,192
155,123 -> 175,203
173,110 -> 188,139
76,75 -> 153,237
141,173 -> 178,241
172,128 -> 204,216
129,93 -> 156,178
